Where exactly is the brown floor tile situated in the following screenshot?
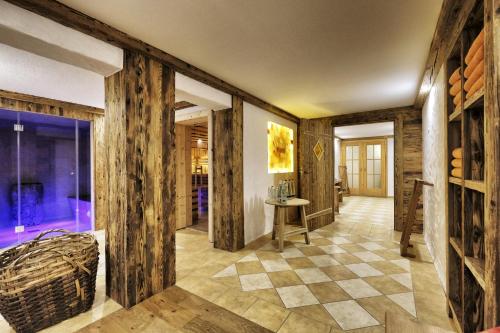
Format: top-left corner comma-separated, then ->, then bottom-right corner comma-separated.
290,304 -> 339,327
236,261 -> 266,275
286,257 -> 316,269
371,249 -> 402,260
338,243 -> 367,253
243,299 -> 290,331
299,246 -> 327,256
307,282 -> 351,303
363,275 -> 410,295
311,238 -> 334,246
268,271 -> 304,288
246,288 -> 285,307
368,260 -> 407,275
256,250 -> 283,261
213,288 -> 258,316
277,312 -> 330,333
212,275 -> 242,289
320,265 -> 358,281
357,296 -> 411,324
331,253 -> 363,265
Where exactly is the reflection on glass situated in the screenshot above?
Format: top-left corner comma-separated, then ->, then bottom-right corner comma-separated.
0,109 -> 93,248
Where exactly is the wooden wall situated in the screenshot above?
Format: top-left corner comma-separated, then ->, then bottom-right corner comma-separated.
175,124 -> 192,230
330,107 -> 423,232
212,96 -> 244,251
104,50 -> 176,308
298,118 -> 334,230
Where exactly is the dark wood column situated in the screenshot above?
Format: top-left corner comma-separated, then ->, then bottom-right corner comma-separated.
104,50 -> 176,308
213,95 -> 244,251
298,118 -> 334,230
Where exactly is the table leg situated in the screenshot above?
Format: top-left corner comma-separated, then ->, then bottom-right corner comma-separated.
278,207 -> 285,252
272,207 -> 277,240
300,206 -> 310,245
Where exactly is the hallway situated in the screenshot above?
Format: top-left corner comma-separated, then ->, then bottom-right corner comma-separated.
175,196 -> 452,332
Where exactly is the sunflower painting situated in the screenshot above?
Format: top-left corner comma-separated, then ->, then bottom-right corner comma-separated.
267,121 -> 294,173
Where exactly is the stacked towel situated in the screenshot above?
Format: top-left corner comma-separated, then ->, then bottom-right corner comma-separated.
451,148 -> 463,178
464,29 -> 484,99
448,67 -> 463,107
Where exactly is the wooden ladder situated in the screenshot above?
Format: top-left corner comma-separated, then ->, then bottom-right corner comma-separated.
400,178 -> 433,257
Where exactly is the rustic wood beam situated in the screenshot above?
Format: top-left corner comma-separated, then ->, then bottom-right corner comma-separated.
0,89 -> 104,117
5,0 -> 299,123
213,96 -> 244,251
104,50 -> 176,308
414,0 -> 477,108
329,106 -> 421,127
174,101 -> 196,111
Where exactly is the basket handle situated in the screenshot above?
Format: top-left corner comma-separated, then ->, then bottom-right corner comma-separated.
9,248 -> 91,275
13,229 -> 72,260
33,229 -> 71,241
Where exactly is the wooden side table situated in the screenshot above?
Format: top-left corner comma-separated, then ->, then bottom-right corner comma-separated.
265,198 -> 310,252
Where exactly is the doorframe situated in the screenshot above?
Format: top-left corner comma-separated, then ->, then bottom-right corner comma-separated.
340,137 -> 388,197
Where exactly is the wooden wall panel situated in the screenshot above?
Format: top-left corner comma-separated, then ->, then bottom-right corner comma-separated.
298,118 -> 334,230
105,50 -> 176,308
175,124 -> 192,230
212,96 -> 244,251
402,119 -> 423,233
93,116 -> 106,230
330,106 -> 423,232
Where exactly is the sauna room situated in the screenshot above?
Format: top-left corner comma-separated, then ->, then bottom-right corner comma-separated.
0,1 -> 499,333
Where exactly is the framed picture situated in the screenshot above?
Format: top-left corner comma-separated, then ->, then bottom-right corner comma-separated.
267,121 -> 294,173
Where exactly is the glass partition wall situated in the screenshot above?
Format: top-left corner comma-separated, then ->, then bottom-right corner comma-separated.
0,109 -> 93,248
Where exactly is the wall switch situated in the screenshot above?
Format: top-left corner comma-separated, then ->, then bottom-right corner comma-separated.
15,225 -> 24,233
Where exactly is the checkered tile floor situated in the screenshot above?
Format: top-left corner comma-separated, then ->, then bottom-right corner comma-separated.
212,219 -> 415,331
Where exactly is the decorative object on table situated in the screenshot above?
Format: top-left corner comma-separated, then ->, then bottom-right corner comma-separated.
451,147 -> 463,178
267,121 -> 294,173
313,139 -> 324,161
0,229 -> 99,332
10,183 -> 44,226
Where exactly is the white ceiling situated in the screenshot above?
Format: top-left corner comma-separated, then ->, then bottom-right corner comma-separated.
58,0 -> 442,118
335,122 -> 394,139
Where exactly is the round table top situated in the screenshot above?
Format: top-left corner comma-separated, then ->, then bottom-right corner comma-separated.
265,198 -> 310,207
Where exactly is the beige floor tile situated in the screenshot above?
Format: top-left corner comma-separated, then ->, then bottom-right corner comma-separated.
268,270 -> 304,288
307,281 -> 351,303
336,279 -> 382,299
280,247 -> 306,258
387,292 -> 416,316
318,245 -> 347,254
212,275 -> 242,289
243,299 -> 290,331
323,300 -> 379,330
341,325 -> 385,333
286,257 -> 316,269
261,259 -> 293,272
362,275 -> 411,295
309,255 -> 340,267
240,273 -> 274,291
278,312 -> 330,333
345,263 -> 384,278
321,265 -> 358,281
352,251 -> 385,263
236,261 -> 265,275
276,285 -> 319,308
256,250 -> 284,261
213,264 -> 237,277
389,272 -> 413,289
295,268 -> 332,284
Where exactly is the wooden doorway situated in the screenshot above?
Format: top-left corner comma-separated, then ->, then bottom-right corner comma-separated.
341,138 -> 387,197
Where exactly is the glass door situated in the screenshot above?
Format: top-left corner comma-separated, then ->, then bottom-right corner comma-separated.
0,109 -> 93,249
341,139 -> 387,197
342,143 -> 361,195
364,142 -> 385,196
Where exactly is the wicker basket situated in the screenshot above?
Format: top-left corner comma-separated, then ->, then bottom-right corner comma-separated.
0,229 -> 99,332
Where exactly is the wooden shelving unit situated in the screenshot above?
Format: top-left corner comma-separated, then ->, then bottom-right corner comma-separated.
445,1 -> 499,332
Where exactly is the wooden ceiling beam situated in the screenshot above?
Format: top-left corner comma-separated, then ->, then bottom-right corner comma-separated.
5,0 -> 299,123
174,101 -> 196,111
414,0 -> 477,109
